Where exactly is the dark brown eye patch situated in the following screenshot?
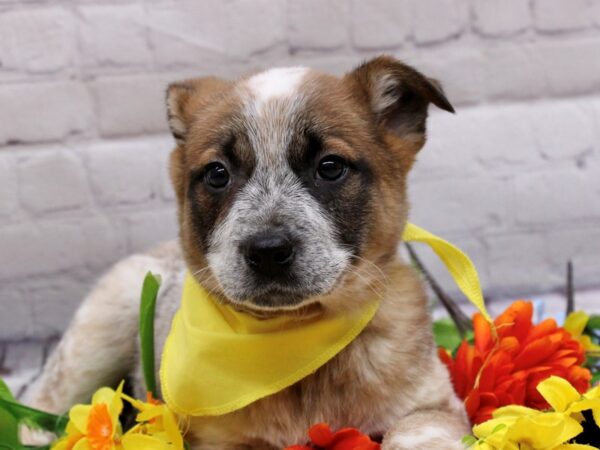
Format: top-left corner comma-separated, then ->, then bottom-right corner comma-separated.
220,134 -> 240,167
289,129 -> 353,171
316,155 -> 348,181
187,131 -> 256,194
285,128 -> 374,255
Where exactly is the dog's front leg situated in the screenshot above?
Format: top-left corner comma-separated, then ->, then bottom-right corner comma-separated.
22,254 -> 164,413
381,354 -> 470,450
382,407 -> 469,450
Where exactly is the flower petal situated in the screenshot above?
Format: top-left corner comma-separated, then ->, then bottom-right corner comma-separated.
465,389 -> 481,422
72,438 -> 92,450
120,392 -> 148,412
474,313 -> 492,354
109,381 -> 125,422
91,388 -> 116,406
580,335 -> 600,352
555,445 -> 600,450
564,311 -> 588,338
473,417 -> 513,449
308,423 -> 334,447
121,433 -> 171,450
162,407 -> 184,449
513,336 -> 561,371
507,413 -> 582,449
332,434 -> 372,450
536,376 -> 581,413
70,405 -> 92,434
492,405 -> 538,419
525,318 -> 558,345
495,300 -> 532,341
473,417 -> 511,439
137,405 -> 165,422
330,427 -> 362,445
50,437 -> 69,450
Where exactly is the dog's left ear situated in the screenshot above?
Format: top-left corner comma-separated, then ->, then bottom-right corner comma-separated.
346,56 -> 454,140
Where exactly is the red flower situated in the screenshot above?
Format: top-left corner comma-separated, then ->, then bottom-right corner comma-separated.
439,300 -> 592,424
285,423 -> 380,450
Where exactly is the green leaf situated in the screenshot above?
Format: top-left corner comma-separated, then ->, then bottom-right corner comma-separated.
433,318 -> 463,352
0,379 -> 62,449
461,435 -> 477,448
592,371 -> 600,386
0,379 -> 16,402
0,379 -> 21,449
0,398 -> 67,435
0,403 -> 20,449
585,315 -> 600,346
587,315 -> 600,330
139,272 -> 161,398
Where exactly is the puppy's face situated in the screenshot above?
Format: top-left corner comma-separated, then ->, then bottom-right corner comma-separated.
167,56 -> 453,312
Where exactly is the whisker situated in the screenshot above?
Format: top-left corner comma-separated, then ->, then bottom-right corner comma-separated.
351,254 -> 389,283
191,266 -> 212,278
344,265 -> 386,301
346,261 -> 387,293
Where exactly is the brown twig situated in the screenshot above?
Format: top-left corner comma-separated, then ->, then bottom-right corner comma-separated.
0,342 -> 8,376
405,242 -> 472,336
566,260 -> 574,315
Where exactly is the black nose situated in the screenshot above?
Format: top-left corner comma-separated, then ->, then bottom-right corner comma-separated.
243,231 -> 295,277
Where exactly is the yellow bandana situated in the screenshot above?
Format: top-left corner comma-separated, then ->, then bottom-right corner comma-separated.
160,222 -> 490,416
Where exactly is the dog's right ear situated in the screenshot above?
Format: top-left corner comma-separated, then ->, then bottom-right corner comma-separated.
166,77 -> 230,146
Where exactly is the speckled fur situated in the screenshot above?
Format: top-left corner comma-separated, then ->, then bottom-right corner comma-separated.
23,57 -> 469,449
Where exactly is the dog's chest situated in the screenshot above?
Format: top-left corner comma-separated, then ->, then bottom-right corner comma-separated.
184,327 -> 418,449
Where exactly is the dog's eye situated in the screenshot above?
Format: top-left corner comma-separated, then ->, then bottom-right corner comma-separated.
204,162 -> 230,189
316,155 -> 347,181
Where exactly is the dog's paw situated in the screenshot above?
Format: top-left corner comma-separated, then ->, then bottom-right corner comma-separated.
19,425 -> 56,446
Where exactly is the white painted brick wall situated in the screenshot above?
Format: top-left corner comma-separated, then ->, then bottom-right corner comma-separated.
18,148 -> 89,213
351,0 -> 409,49
0,7 -> 75,74
412,0 -> 468,44
78,4 -> 152,68
533,0 -> 592,31
472,0 -> 531,37
0,81 -> 93,145
1,0 -> 600,341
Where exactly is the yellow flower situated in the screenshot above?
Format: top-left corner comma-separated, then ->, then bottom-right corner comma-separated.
564,311 -> 600,354
471,376 -> 600,450
120,392 -> 184,450
50,422 -> 85,450
51,382 -> 124,450
582,385 -> 600,429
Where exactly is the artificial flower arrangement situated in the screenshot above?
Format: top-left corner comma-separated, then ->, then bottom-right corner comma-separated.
0,273 -> 187,450
1,256 -> 599,450
437,301 -> 600,450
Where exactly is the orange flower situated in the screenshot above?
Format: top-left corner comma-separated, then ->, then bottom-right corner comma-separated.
51,383 -> 124,450
285,423 -> 380,450
439,300 -> 592,425
87,403 -> 115,450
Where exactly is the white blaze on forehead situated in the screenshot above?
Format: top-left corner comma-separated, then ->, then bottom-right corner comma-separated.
242,66 -> 310,165
246,67 -> 308,112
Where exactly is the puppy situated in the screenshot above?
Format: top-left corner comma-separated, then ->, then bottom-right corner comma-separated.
23,56 -> 469,449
